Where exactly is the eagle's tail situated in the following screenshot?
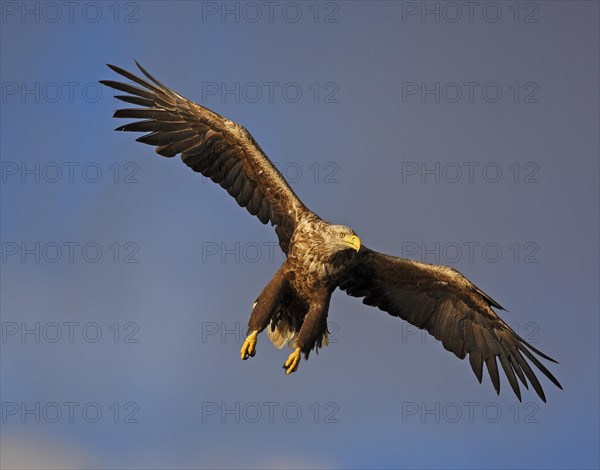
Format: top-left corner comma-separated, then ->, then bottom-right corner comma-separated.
267,319 -> 297,349
266,316 -> 329,350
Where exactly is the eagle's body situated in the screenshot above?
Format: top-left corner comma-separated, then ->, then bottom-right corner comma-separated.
256,217 -> 361,358
287,218 -> 360,290
101,62 -> 562,401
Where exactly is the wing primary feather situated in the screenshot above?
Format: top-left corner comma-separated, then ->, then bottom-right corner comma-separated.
512,350 -> 547,402
134,60 -> 169,89
498,352 -> 521,401
518,345 -> 563,390
485,356 -> 501,395
469,352 -> 483,383
508,353 -> 529,389
519,340 -> 559,364
116,120 -> 183,133
136,129 -> 197,146
115,95 -> 155,107
99,80 -> 155,100
113,108 -> 182,122
106,64 -> 162,94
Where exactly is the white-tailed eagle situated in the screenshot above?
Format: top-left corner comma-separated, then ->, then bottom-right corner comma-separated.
100,62 -> 562,402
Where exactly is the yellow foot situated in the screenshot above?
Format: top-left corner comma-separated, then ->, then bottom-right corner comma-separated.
240,330 -> 258,360
283,348 -> 302,375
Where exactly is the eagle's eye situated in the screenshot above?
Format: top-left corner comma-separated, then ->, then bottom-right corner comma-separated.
339,232 -> 346,238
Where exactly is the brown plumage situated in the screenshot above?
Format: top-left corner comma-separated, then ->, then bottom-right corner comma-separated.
100,62 -> 562,401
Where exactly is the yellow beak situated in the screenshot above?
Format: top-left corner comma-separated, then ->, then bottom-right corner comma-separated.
342,234 -> 361,252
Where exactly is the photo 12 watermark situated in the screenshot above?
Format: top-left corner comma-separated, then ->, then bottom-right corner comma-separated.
2,401 -> 140,424
401,81 -> 540,104
1,81 -> 104,104
199,1 -> 340,24
400,241 -> 540,264
1,161 -> 140,184
201,401 -> 340,424
198,81 -> 340,104
398,2 -> 540,24
400,161 -> 540,184
401,401 -> 541,424
1,321 -> 140,344
1,242 -> 140,264
1,2 -> 140,24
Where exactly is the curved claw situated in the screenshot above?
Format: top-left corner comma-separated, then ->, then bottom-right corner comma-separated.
283,348 -> 302,375
241,330 -> 259,360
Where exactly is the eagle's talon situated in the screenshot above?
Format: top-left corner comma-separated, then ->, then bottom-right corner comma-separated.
283,348 -> 302,375
240,330 -> 258,360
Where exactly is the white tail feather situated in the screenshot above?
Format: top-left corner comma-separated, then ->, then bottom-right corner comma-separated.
266,319 -> 329,350
267,320 -> 296,349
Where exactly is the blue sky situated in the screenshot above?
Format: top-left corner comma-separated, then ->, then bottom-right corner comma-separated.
1,1 -> 598,468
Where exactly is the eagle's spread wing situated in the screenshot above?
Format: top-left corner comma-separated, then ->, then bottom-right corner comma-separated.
339,247 -> 562,401
100,62 -> 311,254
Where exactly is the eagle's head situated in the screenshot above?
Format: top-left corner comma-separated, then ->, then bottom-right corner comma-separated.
323,224 -> 361,254
289,220 -> 361,269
